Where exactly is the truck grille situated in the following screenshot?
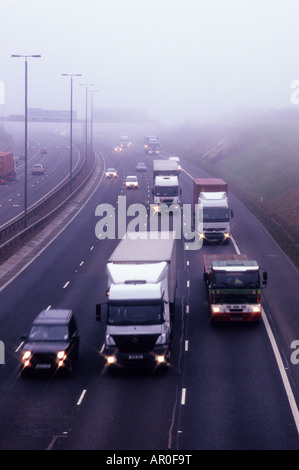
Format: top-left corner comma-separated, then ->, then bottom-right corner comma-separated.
111,334 -> 160,353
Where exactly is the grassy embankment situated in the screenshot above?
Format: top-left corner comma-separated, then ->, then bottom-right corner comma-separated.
162,119 -> 299,268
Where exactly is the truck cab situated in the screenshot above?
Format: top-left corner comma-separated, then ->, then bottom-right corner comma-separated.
204,255 -> 267,321
197,191 -> 233,243
152,175 -> 181,212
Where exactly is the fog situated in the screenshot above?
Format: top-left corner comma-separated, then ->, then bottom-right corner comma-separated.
1,0 -> 299,126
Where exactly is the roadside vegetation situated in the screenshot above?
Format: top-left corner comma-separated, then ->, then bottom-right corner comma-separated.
162,114 -> 299,268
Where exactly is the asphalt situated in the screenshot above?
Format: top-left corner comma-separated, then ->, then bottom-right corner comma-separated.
0,151 -> 104,292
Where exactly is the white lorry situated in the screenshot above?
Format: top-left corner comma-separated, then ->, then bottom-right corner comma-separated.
96,232 -> 177,369
193,178 -> 233,244
152,160 -> 181,213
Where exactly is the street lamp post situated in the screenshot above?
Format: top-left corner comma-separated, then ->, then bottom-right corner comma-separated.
11,54 -> 41,228
89,89 -> 98,157
79,83 -> 94,161
61,73 -> 82,193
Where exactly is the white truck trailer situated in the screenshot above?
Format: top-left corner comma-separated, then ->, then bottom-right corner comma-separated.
96,232 -> 177,369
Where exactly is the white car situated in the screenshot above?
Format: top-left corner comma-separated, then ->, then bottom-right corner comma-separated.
125,175 -> 138,190
105,168 -> 117,178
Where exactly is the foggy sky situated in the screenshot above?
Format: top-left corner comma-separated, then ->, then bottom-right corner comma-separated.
1,0 -> 299,125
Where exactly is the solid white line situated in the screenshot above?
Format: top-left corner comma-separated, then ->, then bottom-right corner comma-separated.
231,235 -> 241,254
262,309 -> 299,434
77,389 -> 87,406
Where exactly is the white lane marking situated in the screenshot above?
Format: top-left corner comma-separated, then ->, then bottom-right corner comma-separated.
262,309 -> 299,434
181,388 -> 187,405
15,342 -> 24,353
231,235 -> 241,254
63,281 -> 70,289
77,389 -> 87,406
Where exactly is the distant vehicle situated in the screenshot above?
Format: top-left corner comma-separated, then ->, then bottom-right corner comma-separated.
0,151 -> 16,184
114,145 -> 122,153
105,168 -> 118,178
20,309 -> 79,375
31,163 -> 44,175
136,162 -> 146,171
119,135 -> 132,148
40,147 -> 47,154
144,135 -> 160,155
125,175 -> 138,189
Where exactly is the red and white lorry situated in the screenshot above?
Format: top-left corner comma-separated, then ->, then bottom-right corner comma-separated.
203,254 -> 267,322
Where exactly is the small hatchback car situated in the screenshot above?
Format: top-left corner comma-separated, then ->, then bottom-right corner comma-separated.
125,175 -> 138,189
31,163 -> 44,175
20,309 -> 79,375
105,168 -> 117,178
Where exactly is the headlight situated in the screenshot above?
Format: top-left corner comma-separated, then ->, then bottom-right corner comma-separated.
156,355 -> 166,364
252,305 -> 261,313
57,351 -> 66,360
22,350 -> 31,360
107,355 -> 117,365
211,306 -> 220,313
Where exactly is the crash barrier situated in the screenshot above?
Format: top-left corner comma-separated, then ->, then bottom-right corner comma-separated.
0,143 -> 95,258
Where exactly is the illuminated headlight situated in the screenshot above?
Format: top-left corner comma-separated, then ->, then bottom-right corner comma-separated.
223,232 -> 230,239
22,350 -> 31,361
252,305 -> 261,313
156,355 -> 166,364
211,306 -> 221,313
57,351 -> 66,360
107,355 -> 117,365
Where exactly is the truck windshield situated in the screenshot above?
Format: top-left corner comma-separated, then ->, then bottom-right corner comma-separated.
203,208 -> 229,222
108,302 -> 163,325
154,186 -> 179,197
213,270 -> 260,289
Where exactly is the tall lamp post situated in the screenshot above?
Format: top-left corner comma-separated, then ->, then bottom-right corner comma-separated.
11,54 -> 41,228
61,73 -> 82,193
89,89 -> 98,157
79,83 -> 94,161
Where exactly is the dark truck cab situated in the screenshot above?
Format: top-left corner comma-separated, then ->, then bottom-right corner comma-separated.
203,254 -> 267,321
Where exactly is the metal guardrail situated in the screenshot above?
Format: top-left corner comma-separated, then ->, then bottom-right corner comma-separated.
0,141 -> 95,257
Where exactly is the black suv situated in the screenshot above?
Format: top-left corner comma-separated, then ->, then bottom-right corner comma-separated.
20,309 -> 79,375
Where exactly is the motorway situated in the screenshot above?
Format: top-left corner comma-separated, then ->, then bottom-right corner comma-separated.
0,125 -> 299,451
0,123 -> 81,226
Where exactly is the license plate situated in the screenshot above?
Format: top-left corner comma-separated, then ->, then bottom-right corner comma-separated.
231,316 -> 242,321
129,354 -> 143,360
36,363 -> 51,369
